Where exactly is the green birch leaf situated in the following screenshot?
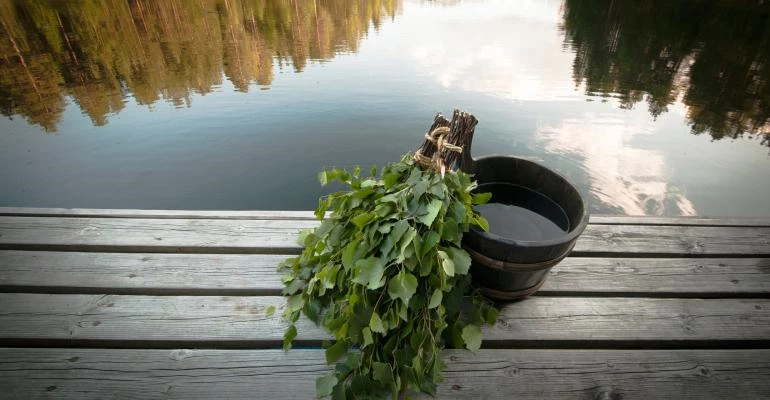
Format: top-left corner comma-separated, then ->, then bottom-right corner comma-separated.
428,289 -> 442,309
315,197 -> 328,220
396,227 -> 417,263
383,172 -> 400,188
318,171 -> 329,186
362,327 -> 373,348
472,192 -> 492,205
316,373 -> 338,397
446,247 -> 472,275
461,324 -> 482,352
428,180 -> 445,198
417,199 -> 443,227
420,230 -> 440,257
373,362 -> 394,386
341,240 -> 358,271
296,229 -> 312,246
441,218 -> 460,242
370,311 -> 386,334
374,203 -> 394,217
397,302 -> 408,322
485,307 -> 500,325
377,221 -> 396,234
283,324 -> 297,351
282,279 -> 304,295
351,212 -> 374,228
352,186 -> 375,199
412,356 -> 424,379
437,250 -> 455,277
389,220 -> 410,247
331,383 -> 346,400
473,215 -> 490,232
387,270 -> 418,304
287,294 -> 304,312
325,340 -> 349,364
419,254 -> 435,277
411,232 -> 422,259
352,257 -> 385,289
412,180 -> 429,199
361,178 -> 376,187
265,305 -> 276,317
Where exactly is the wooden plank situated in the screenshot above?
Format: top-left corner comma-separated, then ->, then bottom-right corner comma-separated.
0,216 -> 318,254
0,251 -> 285,295
0,208 -> 317,220
3,208 -> 768,226
571,224 -> 770,257
1,216 -> 769,256
0,348 -> 768,399
2,251 -> 769,296
589,215 -> 770,227
541,257 -> 770,296
0,294 -> 767,346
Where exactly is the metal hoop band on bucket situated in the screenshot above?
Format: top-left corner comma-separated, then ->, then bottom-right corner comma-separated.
464,242 -> 576,300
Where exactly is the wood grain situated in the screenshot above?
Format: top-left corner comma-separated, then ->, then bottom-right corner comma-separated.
589,215 -> 770,227
0,348 -> 767,400
4,208 -> 768,227
0,294 -> 767,347
0,216 -> 318,254
0,251 -> 285,295
0,208 -> 317,220
1,216 -> 768,255
541,257 -> 770,296
2,251 -> 768,296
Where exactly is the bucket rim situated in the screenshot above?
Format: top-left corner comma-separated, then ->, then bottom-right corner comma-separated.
466,155 -> 591,248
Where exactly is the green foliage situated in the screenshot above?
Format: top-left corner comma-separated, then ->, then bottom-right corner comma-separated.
279,153 -> 496,398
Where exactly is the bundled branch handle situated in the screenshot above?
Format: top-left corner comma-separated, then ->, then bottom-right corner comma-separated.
414,109 -> 479,173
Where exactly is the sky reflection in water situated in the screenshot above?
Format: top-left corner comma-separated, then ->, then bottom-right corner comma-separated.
0,0 -> 768,216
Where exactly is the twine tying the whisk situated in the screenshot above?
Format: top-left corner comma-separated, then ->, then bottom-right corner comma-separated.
414,126 -> 463,172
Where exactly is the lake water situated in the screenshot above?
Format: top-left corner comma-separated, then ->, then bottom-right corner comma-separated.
1,0 -> 768,217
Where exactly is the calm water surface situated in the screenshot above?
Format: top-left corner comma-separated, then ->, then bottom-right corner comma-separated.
1,0 -> 768,217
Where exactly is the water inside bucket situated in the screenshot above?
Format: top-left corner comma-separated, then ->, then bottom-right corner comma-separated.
473,182 -> 570,242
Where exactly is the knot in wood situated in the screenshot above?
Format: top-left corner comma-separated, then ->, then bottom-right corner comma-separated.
169,349 -> 194,361
594,386 -> 621,400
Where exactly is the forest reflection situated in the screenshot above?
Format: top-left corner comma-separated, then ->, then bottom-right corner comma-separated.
0,0 -> 400,131
562,0 -> 770,148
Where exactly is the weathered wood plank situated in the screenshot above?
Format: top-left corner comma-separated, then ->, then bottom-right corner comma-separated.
0,251 -> 286,295
2,208 -> 768,227
0,217 -> 318,254
0,208 -> 317,220
2,251 -> 769,296
541,257 -> 770,296
589,215 -> 770,227
571,224 -> 770,256
0,348 -> 768,399
0,294 -> 767,346
1,216 -> 769,255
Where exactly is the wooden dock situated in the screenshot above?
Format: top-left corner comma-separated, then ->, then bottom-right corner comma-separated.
0,208 -> 769,399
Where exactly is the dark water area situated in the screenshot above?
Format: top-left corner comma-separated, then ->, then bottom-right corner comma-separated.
1,0 -> 768,217
474,183 -> 569,242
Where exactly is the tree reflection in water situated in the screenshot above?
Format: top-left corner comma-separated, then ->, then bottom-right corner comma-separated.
562,0 -> 770,148
0,0 -> 400,131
